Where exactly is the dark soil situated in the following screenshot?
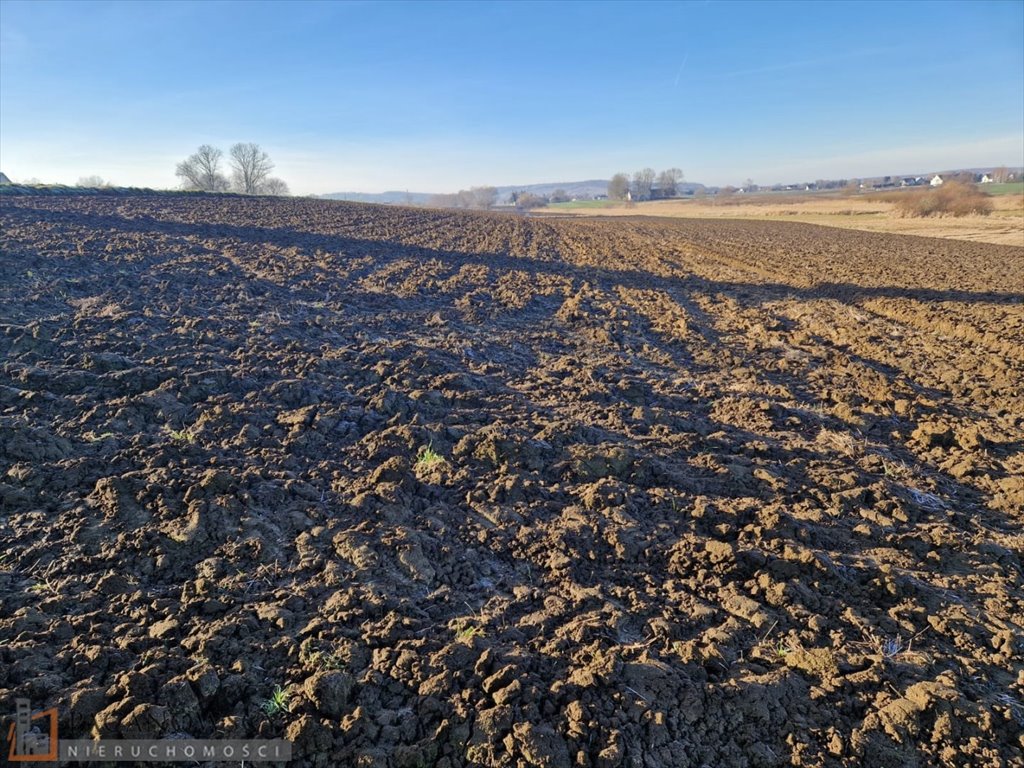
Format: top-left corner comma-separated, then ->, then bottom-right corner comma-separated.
1,194 -> 1022,767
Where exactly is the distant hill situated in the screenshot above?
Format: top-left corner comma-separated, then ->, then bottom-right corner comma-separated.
0,172 -> 11,185
323,179 -> 708,205
319,190 -> 435,205
494,179 -> 610,202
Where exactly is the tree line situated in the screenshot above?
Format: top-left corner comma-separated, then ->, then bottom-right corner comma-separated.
608,168 -> 684,201
427,186 -> 498,209
176,143 -> 289,195
426,187 -> 571,211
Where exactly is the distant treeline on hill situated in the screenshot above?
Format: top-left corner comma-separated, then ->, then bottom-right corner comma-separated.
0,184 -> 169,197
0,184 -> 230,197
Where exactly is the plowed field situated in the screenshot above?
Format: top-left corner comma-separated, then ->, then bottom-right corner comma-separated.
2,194 -> 1023,767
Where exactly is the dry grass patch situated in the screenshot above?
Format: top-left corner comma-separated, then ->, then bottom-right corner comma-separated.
893,182 -> 994,218
535,190 -> 1023,245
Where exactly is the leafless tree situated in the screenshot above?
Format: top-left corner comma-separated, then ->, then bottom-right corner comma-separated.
77,175 -> 109,188
176,145 -> 229,192
260,178 -> 290,196
515,192 -> 548,210
429,186 -> 497,209
230,143 -> 274,194
608,173 -> 630,200
469,186 -> 497,209
657,168 -> 683,194
992,166 -> 1011,183
632,167 -> 656,200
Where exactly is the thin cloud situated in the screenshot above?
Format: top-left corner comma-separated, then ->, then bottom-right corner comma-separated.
711,45 -> 904,80
673,53 -> 689,88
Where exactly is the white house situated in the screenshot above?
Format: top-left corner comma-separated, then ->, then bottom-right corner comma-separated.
930,175 -> 944,186
980,174 -> 993,184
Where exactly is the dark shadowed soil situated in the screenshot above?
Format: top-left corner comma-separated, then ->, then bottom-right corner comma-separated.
1,194 -> 1022,767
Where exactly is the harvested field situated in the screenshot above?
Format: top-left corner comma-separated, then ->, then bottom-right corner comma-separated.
1,194 -> 1023,767
540,194 -> 1024,247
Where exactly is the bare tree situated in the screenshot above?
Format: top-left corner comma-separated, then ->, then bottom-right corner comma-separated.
608,173 -> 630,200
176,145 -> 229,192
469,186 -> 497,209
230,143 -> 274,194
515,192 -> 548,210
632,167 -> 656,200
429,186 -> 497,209
260,178 -> 290,196
550,188 -> 570,203
656,168 -> 683,195
992,166 -> 1010,183
77,175 -> 109,188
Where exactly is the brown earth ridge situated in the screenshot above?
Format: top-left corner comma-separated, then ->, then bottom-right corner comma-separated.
1,194 -> 1022,768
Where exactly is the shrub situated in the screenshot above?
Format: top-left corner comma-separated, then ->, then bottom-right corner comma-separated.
515,192 -> 548,210
894,182 -> 993,218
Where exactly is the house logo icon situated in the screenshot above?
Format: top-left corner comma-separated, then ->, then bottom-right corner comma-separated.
5,698 -> 58,762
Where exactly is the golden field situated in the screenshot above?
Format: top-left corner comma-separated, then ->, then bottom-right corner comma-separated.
539,192 -> 1024,246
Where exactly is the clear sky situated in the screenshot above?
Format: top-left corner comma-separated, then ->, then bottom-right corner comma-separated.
1,0 -> 1022,194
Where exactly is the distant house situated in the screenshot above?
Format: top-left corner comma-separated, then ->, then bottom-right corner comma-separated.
980,174 -> 993,184
930,175 -> 944,186
869,175 -> 898,189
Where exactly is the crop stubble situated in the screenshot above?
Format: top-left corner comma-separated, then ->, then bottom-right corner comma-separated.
1,195 -> 1022,767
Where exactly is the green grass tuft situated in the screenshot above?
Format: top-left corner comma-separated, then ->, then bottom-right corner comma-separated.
260,685 -> 292,717
416,445 -> 445,467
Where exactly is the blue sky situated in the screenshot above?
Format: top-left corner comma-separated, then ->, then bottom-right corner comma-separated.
1,0 -> 1022,193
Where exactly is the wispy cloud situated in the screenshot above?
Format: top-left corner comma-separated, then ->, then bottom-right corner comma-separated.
711,45 -> 904,80
673,53 -> 689,88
